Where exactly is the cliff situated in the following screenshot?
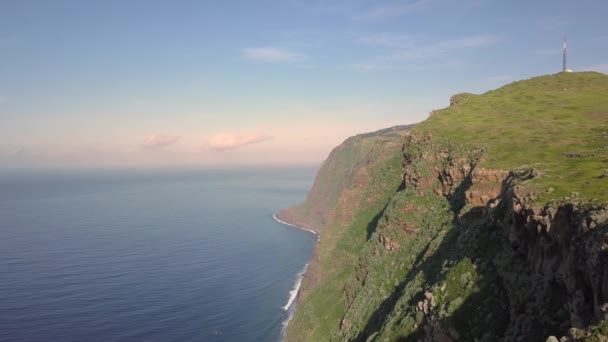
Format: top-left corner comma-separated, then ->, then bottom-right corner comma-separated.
276,125 -> 414,233
284,72 -> 608,341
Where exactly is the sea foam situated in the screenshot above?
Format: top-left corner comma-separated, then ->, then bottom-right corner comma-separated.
273,213 -> 319,338
280,263 -> 309,338
272,213 -> 320,241
282,263 -> 308,311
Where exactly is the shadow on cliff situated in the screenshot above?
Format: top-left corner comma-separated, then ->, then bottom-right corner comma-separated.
352,171 -> 479,342
351,173 -> 541,341
351,169 -> 605,341
391,171 -> 604,341
392,217 -> 513,342
366,182 -> 408,241
366,205 -> 387,241
356,235 -> 450,341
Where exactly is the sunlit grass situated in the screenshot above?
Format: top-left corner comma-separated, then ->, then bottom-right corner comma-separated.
416,72 -> 608,202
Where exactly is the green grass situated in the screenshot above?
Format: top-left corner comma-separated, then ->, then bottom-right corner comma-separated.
584,321 -> 608,341
416,72 -> 608,202
286,72 -> 608,342
285,128 -> 408,341
286,126 -> 413,231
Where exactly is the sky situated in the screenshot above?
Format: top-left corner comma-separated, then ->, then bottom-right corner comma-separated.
1,0 -> 607,168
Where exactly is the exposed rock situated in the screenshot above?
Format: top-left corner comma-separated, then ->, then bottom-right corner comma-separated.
450,96 -> 459,106
400,134 -> 608,340
569,327 -> 585,339
340,318 -> 350,332
380,234 -> 400,251
425,291 -> 436,308
286,126 -> 608,341
500,181 -> 608,335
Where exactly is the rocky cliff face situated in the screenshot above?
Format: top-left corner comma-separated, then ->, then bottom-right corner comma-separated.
284,72 -> 608,342
276,125 -> 413,233
283,126 -> 412,340
354,133 -> 608,341
502,186 -> 608,339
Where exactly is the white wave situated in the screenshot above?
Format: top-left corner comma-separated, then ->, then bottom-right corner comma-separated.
282,263 -> 308,311
274,212 -> 320,339
280,263 -> 309,339
272,213 -> 320,241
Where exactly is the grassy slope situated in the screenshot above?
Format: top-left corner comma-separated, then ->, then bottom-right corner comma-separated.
416,72 -> 608,202
278,125 -> 413,232
286,72 -> 608,341
286,127 -> 410,340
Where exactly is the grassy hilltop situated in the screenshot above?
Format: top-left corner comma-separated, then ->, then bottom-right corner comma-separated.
284,72 -> 608,342
418,72 -> 608,202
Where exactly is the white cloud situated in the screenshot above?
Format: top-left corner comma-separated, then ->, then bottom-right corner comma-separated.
352,34 -> 498,70
204,133 -> 273,151
241,47 -> 301,62
355,33 -> 415,48
141,134 -> 180,149
354,0 -> 431,21
392,34 -> 497,60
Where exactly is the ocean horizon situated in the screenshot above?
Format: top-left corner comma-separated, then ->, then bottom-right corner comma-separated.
0,167 -> 318,341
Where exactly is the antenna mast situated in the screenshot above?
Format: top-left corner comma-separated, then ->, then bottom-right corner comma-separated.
563,36 -> 568,72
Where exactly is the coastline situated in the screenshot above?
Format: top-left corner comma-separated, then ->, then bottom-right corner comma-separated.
272,213 -> 320,241
273,212 -> 320,339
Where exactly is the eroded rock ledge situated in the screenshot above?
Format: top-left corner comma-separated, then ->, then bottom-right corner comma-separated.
340,133 -> 608,342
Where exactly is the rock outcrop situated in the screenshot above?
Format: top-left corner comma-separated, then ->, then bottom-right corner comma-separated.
284,72 -> 608,342
337,133 -> 608,341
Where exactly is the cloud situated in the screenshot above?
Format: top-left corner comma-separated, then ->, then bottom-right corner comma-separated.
355,33 -> 415,48
354,0 -> 431,21
142,134 -> 180,149
352,34 -> 497,70
241,47 -> 301,62
204,133 -> 273,151
389,34 -> 497,60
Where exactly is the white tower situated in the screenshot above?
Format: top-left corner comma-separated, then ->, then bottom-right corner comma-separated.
563,36 -> 573,72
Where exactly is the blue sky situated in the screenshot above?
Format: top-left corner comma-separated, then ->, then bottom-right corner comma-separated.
1,0 -> 607,168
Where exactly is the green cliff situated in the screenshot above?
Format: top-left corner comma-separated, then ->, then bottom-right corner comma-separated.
283,72 -> 608,342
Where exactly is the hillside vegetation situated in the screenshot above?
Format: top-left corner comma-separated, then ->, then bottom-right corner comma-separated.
284,72 -> 608,342
419,72 -> 608,202
276,125 -> 413,233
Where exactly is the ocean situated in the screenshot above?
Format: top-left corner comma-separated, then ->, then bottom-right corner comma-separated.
0,167 -> 317,342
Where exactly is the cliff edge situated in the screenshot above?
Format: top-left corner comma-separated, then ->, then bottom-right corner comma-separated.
284,72 -> 608,341
276,125 -> 413,234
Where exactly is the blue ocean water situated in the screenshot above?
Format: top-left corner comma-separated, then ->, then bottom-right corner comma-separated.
0,168 -> 317,342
